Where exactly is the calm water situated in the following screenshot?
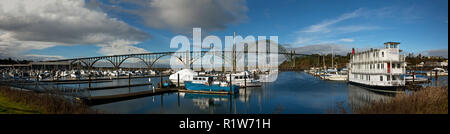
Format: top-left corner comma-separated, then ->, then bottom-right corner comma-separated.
21,71 -> 447,114
86,71 -> 425,114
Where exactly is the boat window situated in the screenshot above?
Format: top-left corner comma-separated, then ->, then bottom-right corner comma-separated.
387,75 -> 390,81
382,52 -> 384,57
392,64 -> 396,68
380,76 -> 383,81
397,64 -> 401,68
381,63 -> 384,69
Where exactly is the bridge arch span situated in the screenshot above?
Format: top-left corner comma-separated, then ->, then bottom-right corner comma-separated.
149,54 -> 185,69
90,58 -> 116,68
117,56 -> 149,69
70,59 -> 90,69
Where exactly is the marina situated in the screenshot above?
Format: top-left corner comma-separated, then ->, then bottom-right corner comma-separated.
0,1 -> 447,133
0,40 -> 448,114
1,67 -> 446,113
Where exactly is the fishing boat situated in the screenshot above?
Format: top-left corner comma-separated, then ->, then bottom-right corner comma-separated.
184,76 -> 239,93
226,71 -> 262,87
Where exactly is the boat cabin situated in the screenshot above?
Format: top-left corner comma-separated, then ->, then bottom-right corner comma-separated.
192,76 -> 213,84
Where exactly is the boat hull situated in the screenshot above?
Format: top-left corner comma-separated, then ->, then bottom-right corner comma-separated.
348,81 -> 405,91
184,81 -> 239,93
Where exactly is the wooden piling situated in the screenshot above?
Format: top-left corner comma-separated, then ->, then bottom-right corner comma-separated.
159,72 -> 163,89
244,73 -> 247,96
435,70 -> 438,86
177,73 -> 180,88
88,74 -> 91,89
128,74 -> 131,87
229,73 -> 232,94
244,74 -> 247,88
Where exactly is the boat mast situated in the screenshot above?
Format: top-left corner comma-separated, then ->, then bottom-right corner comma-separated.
332,47 -> 334,69
233,32 -> 236,73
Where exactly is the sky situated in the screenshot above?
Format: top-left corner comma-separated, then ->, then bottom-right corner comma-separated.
0,0 -> 448,61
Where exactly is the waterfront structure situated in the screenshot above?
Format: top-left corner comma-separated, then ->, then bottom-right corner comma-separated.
349,42 -> 406,90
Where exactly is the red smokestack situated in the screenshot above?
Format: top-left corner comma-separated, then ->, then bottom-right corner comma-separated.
352,48 -> 355,55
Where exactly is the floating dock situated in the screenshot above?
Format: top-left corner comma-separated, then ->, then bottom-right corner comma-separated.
38,74 -> 170,83
85,83 -> 153,91
45,80 -> 113,85
80,88 -> 179,105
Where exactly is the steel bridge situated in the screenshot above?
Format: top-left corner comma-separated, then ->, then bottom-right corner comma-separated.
45,50 -> 308,71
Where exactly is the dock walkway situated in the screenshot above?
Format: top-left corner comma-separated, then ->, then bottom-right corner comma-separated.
81,88 -> 179,105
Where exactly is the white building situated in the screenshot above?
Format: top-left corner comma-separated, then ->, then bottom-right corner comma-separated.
349,42 -> 406,90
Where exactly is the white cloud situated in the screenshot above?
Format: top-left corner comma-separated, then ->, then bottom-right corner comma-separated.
295,37 -> 313,45
23,54 -> 64,61
0,0 -> 150,60
290,44 -> 352,56
337,38 -> 355,43
334,25 -> 381,33
422,49 -> 448,58
292,8 -> 384,46
94,0 -> 248,33
0,30 -> 58,59
300,8 -> 363,33
98,40 -> 149,56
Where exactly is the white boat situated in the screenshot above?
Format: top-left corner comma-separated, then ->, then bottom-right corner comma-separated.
348,42 -> 406,91
70,71 -> 81,78
323,70 -> 348,81
60,71 -> 69,77
226,71 -> 262,87
257,70 -> 279,82
109,71 -> 119,77
404,75 -> 429,82
147,70 -> 157,75
427,68 -> 448,76
169,69 -> 197,86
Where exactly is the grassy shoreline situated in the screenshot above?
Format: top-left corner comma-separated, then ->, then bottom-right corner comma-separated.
0,86 -> 100,114
354,86 -> 448,114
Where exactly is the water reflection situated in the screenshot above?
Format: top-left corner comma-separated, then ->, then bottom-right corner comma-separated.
86,72 -> 446,114
347,84 -> 396,111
